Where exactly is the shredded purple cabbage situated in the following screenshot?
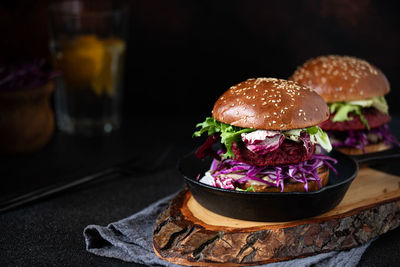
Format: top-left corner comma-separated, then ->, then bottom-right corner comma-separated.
300,131 -> 314,154
329,124 -> 400,153
201,153 -> 337,192
0,60 -> 59,91
241,131 -> 284,155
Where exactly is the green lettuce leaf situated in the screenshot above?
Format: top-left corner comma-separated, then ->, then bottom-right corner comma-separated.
348,96 -> 388,114
329,103 -> 369,129
329,103 -> 361,122
193,117 -> 254,158
235,185 -> 256,192
372,96 -> 389,114
306,126 -> 332,152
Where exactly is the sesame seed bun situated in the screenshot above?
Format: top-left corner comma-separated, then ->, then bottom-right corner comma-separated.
240,165 -> 329,192
212,78 -> 329,130
290,55 -> 390,103
336,142 -> 391,155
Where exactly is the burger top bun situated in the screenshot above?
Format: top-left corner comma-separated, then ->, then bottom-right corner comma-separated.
290,55 -> 390,103
212,78 -> 329,131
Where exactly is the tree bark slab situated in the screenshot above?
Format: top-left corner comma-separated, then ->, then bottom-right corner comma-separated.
153,167 -> 400,266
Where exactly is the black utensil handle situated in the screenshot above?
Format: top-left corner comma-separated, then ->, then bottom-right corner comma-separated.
352,147 -> 400,165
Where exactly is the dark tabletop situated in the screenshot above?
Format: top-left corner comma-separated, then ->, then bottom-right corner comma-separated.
1,113 -> 400,267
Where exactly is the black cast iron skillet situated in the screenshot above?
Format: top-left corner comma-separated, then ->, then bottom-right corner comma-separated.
178,148 -> 400,222
350,147 -> 400,166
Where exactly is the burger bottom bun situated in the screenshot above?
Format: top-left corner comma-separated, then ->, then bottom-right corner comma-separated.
241,165 -> 329,193
336,142 -> 391,155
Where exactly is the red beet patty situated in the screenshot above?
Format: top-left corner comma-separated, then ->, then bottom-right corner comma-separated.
232,139 -> 315,167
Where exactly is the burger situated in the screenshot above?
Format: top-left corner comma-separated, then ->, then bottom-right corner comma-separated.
193,78 -> 336,193
290,55 -> 399,155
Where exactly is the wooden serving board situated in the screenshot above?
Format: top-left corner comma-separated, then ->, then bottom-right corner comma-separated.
153,167 -> 400,266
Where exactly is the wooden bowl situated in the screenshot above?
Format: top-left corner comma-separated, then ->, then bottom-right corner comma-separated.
0,82 -> 55,154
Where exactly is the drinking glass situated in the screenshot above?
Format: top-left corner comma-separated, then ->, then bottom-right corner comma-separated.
49,1 -> 128,135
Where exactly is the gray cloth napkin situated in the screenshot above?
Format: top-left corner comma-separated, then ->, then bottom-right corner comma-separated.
83,192 -> 372,267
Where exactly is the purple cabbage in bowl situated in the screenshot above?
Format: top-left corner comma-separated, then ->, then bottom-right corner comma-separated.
0,60 -> 59,91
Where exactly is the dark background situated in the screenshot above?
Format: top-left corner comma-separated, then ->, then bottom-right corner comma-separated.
1,0 -> 400,119
1,1 -> 400,266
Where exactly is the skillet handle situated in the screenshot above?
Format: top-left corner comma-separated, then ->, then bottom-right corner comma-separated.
352,147 -> 400,165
